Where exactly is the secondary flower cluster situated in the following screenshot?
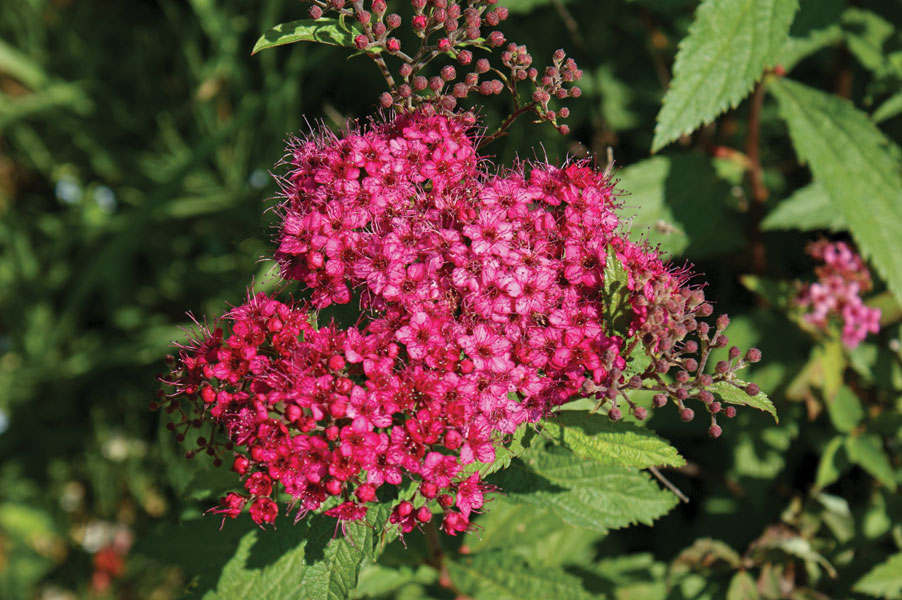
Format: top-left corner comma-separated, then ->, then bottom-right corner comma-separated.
797,240 -> 881,348
160,111 -> 760,535
303,0 -> 581,136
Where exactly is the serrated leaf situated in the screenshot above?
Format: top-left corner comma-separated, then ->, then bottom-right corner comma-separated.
617,155 -> 742,257
352,564 -> 436,599
854,552 -> 902,599
541,411 -> 685,468
252,19 -> 357,55
603,249 -> 633,334
708,380 -> 778,422
845,434 -> 897,491
814,435 -> 850,490
652,0 -> 799,152
136,510 -> 385,599
873,91 -> 902,124
491,447 -> 678,533
465,498 -> 601,567
727,571 -> 759,600
841,8 -> 902,79
761,182 -> 847,232
775,0 -> 843,72
769,78 -> 902,304
825,385 -> 864,433
446,552 -> 596,600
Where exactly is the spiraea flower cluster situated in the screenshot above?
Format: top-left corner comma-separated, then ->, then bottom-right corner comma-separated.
159,111 -> 763,535
797,240 -> 881,348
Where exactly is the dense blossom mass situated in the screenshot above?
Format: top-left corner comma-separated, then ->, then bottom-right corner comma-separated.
797,240 -> 881,348
160,111 -> 760,535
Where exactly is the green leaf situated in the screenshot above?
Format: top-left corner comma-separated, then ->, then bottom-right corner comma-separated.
491,446 -> 679,533
446,553 -> 595,600
652,0 -> 799,152
616,155 -> 742,258
846,434 -> 898,491
761,182 -> 847,232
352,564 -> 436,599
769,77 -> 902,303
814,435 -> 850,490
252,19 -> 358,55
854,552 -> 902,599
136,510 -> 386,599
873,91 -> 902,124
708,380 -> 778,422
602,249 -> 633,334
841,8 -> 902,79
825,385 -> 864,433
775,0 -> 843,72
541,411 -> 685,469
464,498 -> 601,567
727,571 -> 759,600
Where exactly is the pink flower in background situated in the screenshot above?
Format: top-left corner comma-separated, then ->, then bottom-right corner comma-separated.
797,240 -> 881,348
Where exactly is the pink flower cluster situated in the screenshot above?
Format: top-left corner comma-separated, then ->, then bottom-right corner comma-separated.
798,240 -> 880,348
162,111 -> 729,536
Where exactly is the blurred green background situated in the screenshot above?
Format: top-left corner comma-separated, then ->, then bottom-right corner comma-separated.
2,0 -> 901,598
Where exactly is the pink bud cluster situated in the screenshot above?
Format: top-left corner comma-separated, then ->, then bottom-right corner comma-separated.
159,111 -> 761,535
797,240 -> 880,348
305,0 -> 581,136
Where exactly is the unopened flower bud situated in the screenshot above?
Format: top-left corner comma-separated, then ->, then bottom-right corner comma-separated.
680,408 -> 695,422
715,360 -> 729,374
698,390 -> 714,404
745,383 -> 760,396
416,506 -> 432,522
716,314 -> 730,330
653,394 -> 668,408
386,13 -> 401,28
608,407 -> 622,421
746,348 -> 762,363
724,406 -> 737,418
633,406 -> 648,420
708,424 -> 722,438
728,346 -> 741,360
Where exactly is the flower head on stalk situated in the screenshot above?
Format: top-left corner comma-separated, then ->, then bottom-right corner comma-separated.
159,111 -> 762,533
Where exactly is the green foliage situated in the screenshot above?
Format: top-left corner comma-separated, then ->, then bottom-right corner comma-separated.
491,446 -> 679,533
760,182 -> 847,232
652,0 -> 799,152
769,77 -> 902,303
541,411 -> 686,469
617,155 -> 743,257
138,508 -> 388,599
446,552 -> 596,600
709,380 -> 779,422
855,552 -> 902,599
252,19 -> 359,55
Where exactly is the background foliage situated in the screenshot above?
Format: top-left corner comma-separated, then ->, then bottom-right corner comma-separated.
1,0 -> 901,598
